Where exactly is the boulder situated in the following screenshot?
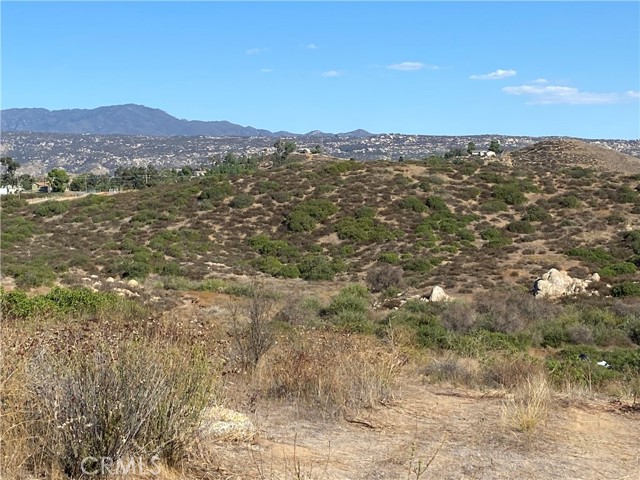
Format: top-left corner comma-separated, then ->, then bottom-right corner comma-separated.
127,279 -> 139,288
198,406 -> 256,441
591,273 -> 601,282
106,277 -> 115,283
533,268 -> 593,299
420,286 -> 451,303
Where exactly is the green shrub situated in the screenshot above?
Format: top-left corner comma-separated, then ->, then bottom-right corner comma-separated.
1,216 -> 38,249
398,195 -> 427,213
524,205 -> 551,222
507,220 -> 535,234
297,254 -> 343,281
324,284 -> 372,332
611,282 -> 640,297
253,255 -> 285,276
491,183 -> 526,206
286,199 -> 338,232
256,180 -> 280,194
425,195 -> 450,213
33,200 -> 69,217
598,262 -> 637,278
567,247 -> 615,265
480,228 -> 512,247
480,200 -> 509,213
335,215 -> 396,244
378,252 -> 401,264
556,195 -> 581,209
198,181 -> 233,202
403,257 -> 435,273
229,193 -> 254,209
249,234 -> 300,262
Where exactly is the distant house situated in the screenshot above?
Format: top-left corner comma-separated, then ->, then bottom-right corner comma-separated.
0,185 -> 22,195
471,150 -> 497,158
32,182 -> 50,193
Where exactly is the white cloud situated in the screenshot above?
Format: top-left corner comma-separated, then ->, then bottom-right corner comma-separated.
626,90 -> 640,99
532,78 -> 548,84
305,43 -> 318,49
245,47 -> 267,55
502,84 -> 620,105
260,68 -> 273,73
387,62 -> 425,71
321,70 -> 341,77
470,69 -> 517,80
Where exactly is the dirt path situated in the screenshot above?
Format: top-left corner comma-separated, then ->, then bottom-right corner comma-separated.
210,380 -> 640,479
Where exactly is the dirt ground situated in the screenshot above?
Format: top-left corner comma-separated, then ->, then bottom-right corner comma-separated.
208,379 -> 639,480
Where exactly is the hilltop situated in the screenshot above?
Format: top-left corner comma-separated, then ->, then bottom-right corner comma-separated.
508,139 -> 640,174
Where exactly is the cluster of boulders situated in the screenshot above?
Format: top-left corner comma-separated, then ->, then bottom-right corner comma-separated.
532,268 -> 600,299
81,275 -> 142,298
375,285 -> 452,310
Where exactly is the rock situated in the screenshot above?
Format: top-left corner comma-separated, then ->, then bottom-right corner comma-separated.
127,279 -> 139,288
591,273 -> 601,282
106,277 -> 115,283
198,406 -> 256,441
113,288 -> 139,298
423,286 -> 451,303
533,268 -> 593,299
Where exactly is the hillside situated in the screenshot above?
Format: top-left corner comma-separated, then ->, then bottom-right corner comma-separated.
2,141 -> 639,296
2,140 -> 640,480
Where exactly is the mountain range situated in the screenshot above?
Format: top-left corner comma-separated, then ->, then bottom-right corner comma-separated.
0,104 -> 372,138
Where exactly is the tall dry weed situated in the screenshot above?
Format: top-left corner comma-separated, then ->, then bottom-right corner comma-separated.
501,374 -> 551,433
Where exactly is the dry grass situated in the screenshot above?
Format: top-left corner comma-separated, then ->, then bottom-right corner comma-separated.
501,374 -> 551,433
1,340 -> 220,479
254,332 -> 402,417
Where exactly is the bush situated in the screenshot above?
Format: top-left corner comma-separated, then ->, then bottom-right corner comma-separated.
198,181 -> 233,202
335,215 -> 396,244
611,282 -> 640,297
378,252 -> 401,264
480,199 -> 509,213
229,193 -> 254,209
480,228 -> 512,248
599,262 -> 637,278
297,254 -> 343,281
524,205 -> 551,222
425,195 -> 450,213
398,195 -> 426,213
556,195 -> 581,209
33,200 -> 69,217
286,199 -> 338,232
507,220 -> 535,234
25,342 -> 215,477
492,184 -> 526,206
366,265 -> 404,293
324,284 -> 372,331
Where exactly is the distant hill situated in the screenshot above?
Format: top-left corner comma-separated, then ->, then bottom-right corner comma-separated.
0,104 -> 280,137
0,104 -> 372,138
507,139 -> 640,174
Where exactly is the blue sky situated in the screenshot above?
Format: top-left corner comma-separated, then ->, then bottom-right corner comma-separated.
2,1 -> 639,139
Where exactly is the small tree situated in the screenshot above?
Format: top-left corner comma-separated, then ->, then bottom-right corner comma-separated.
489,140 -> 503,154
467,142 -> 476,155
47,168 -> 70,192
274,138 -> 297,162
0,156 -> 20,186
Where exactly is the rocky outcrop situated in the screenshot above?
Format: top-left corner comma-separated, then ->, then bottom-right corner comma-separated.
533,268 -> 597,299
